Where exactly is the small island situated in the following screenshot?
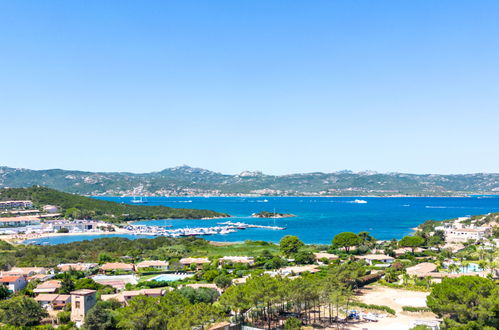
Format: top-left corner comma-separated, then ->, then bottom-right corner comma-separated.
252,211 -> 296,218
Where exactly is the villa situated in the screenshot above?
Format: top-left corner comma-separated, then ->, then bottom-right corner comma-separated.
101,288 -> 166,305
4,267 -> 48,277
35,294 -> 71,310
0,275 -> 27,293
180,257 -> 210,269
58,263 -> 98,272
100,262 -> 135,273
0,216 -> 41,227
34,280 -> 62,294
314,252 -> 339,262
219,256 -> 255,265
445,227 -> 490,243
406,263 -> 438,277
135,260 -> 169,270
355,254 -> 395,266
269,265 -> 320,277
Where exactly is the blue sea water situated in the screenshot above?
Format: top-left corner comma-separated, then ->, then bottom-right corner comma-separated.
26,196 -> 499,245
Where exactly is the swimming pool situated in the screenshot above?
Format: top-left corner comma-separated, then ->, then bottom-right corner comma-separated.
150,273 -> 192,282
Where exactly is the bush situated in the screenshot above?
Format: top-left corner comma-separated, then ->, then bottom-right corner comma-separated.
57,311 -> 71,324
284,317 -> 302,329
350,302 -> 396,315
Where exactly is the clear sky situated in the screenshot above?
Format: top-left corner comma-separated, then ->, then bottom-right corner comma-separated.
1,1 -> 498,175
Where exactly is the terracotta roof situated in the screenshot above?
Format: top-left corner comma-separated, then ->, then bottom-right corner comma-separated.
35,294 -> 60,302
35,280 -> 61,289
0,276 -> 23,283
314,252 -> 339,260
406,263 -> 438,276
100,263 -> 134,271
136,260 -> 168,268
356,254 -> 394,260
180,257 -> 210,264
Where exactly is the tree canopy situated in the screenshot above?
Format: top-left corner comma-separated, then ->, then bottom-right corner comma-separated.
279,235 -> 304,257
332,232 -> 361,253
427,276 -> 499,329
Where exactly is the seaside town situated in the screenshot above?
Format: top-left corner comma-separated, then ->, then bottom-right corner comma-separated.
0,195 -> 498,329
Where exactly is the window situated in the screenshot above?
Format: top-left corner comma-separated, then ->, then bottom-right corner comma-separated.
75,301 -> 80,308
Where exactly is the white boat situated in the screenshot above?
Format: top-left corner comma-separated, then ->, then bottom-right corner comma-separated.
353,199 -> 368,204
130,196 -> 147,204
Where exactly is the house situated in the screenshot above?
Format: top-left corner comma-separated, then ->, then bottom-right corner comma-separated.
355,254 -> 395,266
92,274 -> 138,290
100,262 -> 135,273
394,247 -> 425,256
445,227 -> 490,243
0,200 -> 33,209
28,273 -> 53,282
101,288 -> 167,305
35,294 -> 71,310
58,263 -> 98,272
70,289 -> 97,326
268,265 -> 320,277
33,280 -> 62,293
0,275 -> 27,293
406,263 -> 438,277
5,267 -> 48,277
42,205 -> 59,213
314,252 -> 339,262
135,260 -> 169,270
179,257 -> 210,270
219,256 -> 255,265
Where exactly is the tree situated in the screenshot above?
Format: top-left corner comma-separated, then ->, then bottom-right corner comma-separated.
399,236 -> 425,254
280,236 -> 304,257
427,276 -> 499,328
294,250 -> 315,265
83,300 -> 120,330
60,273 -> 75,294
332,232 -> 361,253
0,296 -> 48,326
0,285 -> 10,300
284,317 -> 302,329
214,274 -> 232,289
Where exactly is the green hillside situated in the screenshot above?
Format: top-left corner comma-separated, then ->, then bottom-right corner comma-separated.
0,186 -> 229,222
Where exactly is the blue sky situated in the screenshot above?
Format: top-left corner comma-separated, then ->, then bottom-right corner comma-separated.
1,1 -> 498,175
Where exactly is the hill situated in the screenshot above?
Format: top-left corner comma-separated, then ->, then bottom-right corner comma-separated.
0,186 -> 228,222
0,165 -> 498,196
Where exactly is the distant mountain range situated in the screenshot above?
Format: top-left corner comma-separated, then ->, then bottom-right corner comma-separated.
0,165 -> 498,197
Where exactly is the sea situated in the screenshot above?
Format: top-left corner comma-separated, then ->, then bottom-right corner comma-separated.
25,196 -> 499,245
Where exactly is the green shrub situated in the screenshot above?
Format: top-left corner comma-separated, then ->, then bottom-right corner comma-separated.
350,302 -> 396,315
402,306 -> 431,312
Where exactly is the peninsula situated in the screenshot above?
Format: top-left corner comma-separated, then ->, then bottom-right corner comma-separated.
252,211 -> 296,218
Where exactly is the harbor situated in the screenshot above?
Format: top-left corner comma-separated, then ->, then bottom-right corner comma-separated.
123,221 -> 286,238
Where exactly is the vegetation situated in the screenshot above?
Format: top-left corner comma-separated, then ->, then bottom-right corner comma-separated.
332,232 -> 361,253
0,186 -> 228,222
399,236 -> 425,254
427,276 -> 499,329
0,296 -> 48,327
349,302 -> 396,315
402,306 -> 432,312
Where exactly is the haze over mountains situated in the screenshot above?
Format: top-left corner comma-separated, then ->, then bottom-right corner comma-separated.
0,165 -> 498,197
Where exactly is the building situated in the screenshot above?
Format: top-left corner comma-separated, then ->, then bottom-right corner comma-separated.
355,254 -> 395,265
101,288 -> 166,305
179,257 -> 210,270
219,256 -> 255,265
33,280 -> 62,294
406,263 -> 438,277
0,200 -> 33,209
0,216 -> 41,227
394,247 -> 425,256
0,275 -> 27,293
70,289 -> 97,326
92,274 -> 138,290
268,265 -> 320,277
100,262 -> 135,273
4,267 -> 48,277
135,260 -> 169,270
314,252 -> 339,262
42,205 -> 59,213
57,263 -> 98,272
35,294 -> 71,310
445,227 -> 490,243
45,220 -> 100,233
